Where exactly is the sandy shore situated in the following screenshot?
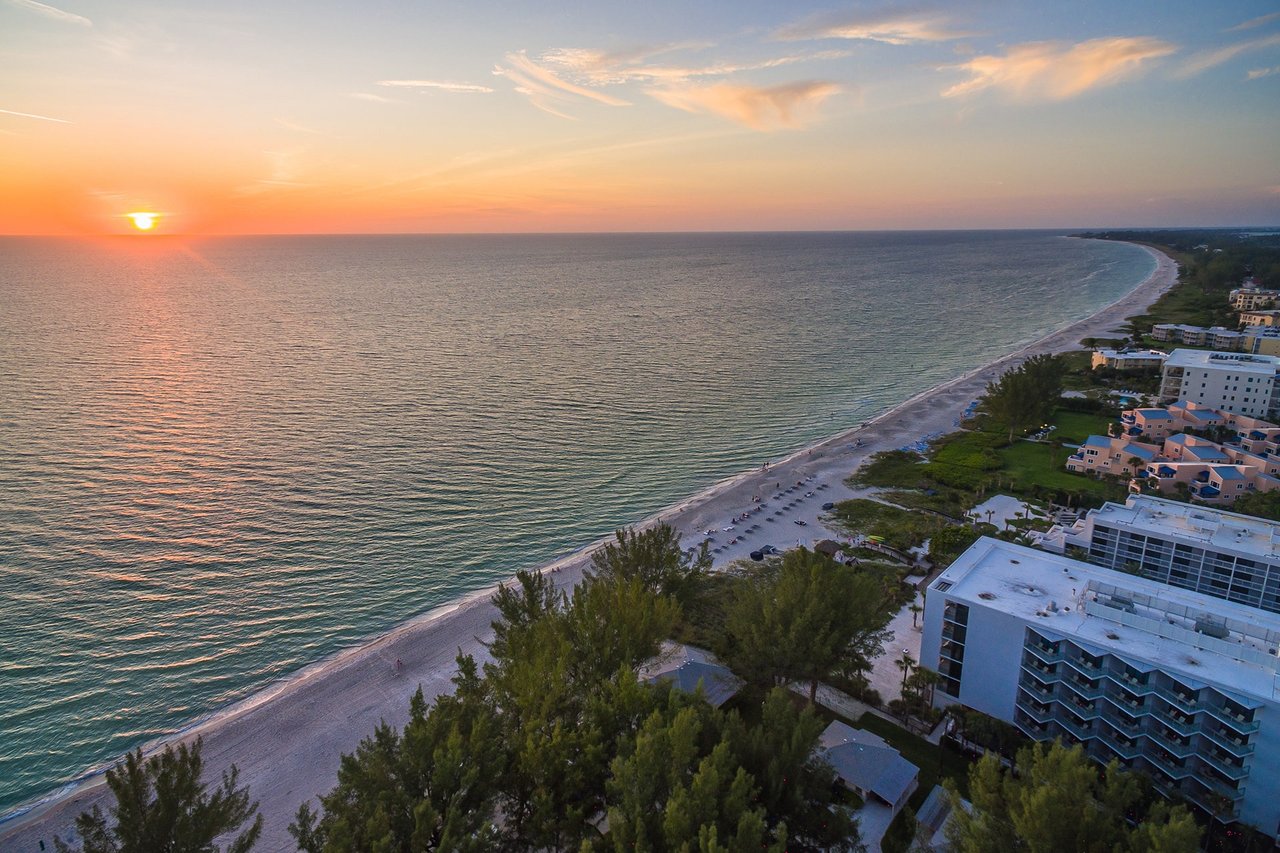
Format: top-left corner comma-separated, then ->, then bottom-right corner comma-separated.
0,242 -> 1178,852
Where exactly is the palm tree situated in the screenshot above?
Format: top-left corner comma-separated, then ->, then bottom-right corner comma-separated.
897,649 -> 917,693
908,600 -> 924,628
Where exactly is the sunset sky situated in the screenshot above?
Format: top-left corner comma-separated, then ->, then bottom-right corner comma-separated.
3,0 -> 1279,235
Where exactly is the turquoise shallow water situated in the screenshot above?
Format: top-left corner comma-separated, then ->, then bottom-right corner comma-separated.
0,231 -> 1153,814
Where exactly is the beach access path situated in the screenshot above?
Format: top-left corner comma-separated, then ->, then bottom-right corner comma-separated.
0,244 -> 1178,853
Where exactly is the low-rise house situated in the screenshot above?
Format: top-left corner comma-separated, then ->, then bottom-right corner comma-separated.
1066,435 -> 1159,477
637,642 -> 743,708
1090,349 -> 1167,371
818,721 -> 919,814
1133,432 -> 1280,505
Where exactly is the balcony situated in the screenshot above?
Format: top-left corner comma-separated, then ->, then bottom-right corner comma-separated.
1105,671 -> 1155,695
1103,690 -> 1148,716
1021,656 -> 1058,678
1198,751 -> 1250,782
1153,708 -> 1200,736
1189,771 -> 1246,803
1020,672 -> 1059,695
1096,728 -> 1143,760
1147,727 -> 1196,759
1191,483 -> 1221,499
1200,725 -> 1255,757
1015,697 -> 1054,726
1023,641 -> 1062,664
1055,712 -> 1096,741
1154,685 -> 1200,713
1100,709 -> 1145,737
1062,653 -> 1104,679
1061,677 -> 1105,702
1203,704 -> 1261,735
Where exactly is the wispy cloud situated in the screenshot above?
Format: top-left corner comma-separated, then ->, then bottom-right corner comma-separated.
494,51 -> 630,118
942,37 -> 1176,100
541,46 -> 851,85
6,0 -> 90,26
1228,11 -> 1280,32
777,7 -> 971,44
649,80 -> 840,129
1177,33 -> 1280,78
349,92 -> 396,103
1247,65 -> 1280,79
0,106 -> 71,123
376,79 -> 494,94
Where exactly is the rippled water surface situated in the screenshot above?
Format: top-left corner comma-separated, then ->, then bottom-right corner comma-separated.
0,232 -> 1153,812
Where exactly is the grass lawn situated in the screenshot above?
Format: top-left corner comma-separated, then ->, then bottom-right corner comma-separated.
995,440 -> 1125,500
1049,408 -> 1117,445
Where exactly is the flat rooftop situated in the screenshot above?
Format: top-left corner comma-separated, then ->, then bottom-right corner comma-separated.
932,538 -> 1280,700
1089,494 -> 1280,559
1164,349 -> 1280,373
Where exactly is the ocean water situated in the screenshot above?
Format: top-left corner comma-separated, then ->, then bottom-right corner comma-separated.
0,231 -> 1153,814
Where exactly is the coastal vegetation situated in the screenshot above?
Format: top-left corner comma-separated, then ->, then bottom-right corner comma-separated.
725,547 -> 894,706
945,740 -> 1201,852
55,739 -> 261,853
288,526 -> 881,852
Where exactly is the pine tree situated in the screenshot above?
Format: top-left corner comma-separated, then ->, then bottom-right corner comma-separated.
56,739 -> 261,853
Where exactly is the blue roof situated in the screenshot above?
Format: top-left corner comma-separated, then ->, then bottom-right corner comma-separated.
1187,446 -> 1230,462
1136,409 -> 1173,420
1124,445 -> 1157,461
1213,466 -> 1247,481
819,722 -> 919,806
1166,434 -> 1191,446
646,660 -> 742,708
1082,435 -> 1112,448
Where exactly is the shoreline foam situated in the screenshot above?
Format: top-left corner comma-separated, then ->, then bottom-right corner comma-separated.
0,241 -> 1178,852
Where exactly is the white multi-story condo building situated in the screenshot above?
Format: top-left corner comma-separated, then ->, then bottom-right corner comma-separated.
922,537 -> 1280,832
1160,350 -> 1280,418
1044,494 -> 1280,614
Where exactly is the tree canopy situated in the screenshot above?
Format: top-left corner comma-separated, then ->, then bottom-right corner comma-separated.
56,738 -> 261,853
980,354 -> 1065,442
291,524 -> 864,852
945,740 -> 1201,853
726,547 -> 894,705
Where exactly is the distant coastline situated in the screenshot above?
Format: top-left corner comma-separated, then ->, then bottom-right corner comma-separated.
0,239 -> 1176,852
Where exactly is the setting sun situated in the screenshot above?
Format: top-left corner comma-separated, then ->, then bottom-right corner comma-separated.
126,212 -> 159,232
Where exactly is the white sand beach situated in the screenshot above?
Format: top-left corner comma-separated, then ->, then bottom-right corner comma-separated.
0,243 -> 1178,853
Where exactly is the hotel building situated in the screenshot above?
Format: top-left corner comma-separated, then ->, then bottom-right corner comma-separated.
1043,494 -> 1280,615
1159,350 -> 1280,418
923,537 -> 1280,832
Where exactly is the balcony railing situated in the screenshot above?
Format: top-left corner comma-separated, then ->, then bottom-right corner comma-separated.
1096,728 -> 1143,760
1198,751 -> 1250,782
1062,654 -> 1104,678
1189,771 -> 1246,803
1154,685 -> 1200,713
1203,704 -> 1261,734
1015,697 -> 1054,726
1146,727 -> 1196,759
1104,671 -> 1155,695
1055,712 -> 1096,741
1200,725 -> 1255,758
1023,642 -> 1062,664
1060,676 -> 1105,701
